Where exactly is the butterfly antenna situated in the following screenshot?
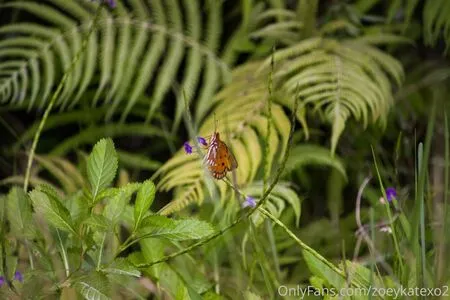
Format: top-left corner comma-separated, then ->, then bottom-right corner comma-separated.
213,113 -> 218,132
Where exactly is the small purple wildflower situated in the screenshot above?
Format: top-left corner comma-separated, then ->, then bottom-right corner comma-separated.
183,142 -> 193,154
104,0 -> 116,8
243,196 -> 256,208
386,187 -> 397,202
0,276 -> 4,287
14,271 -> 23,282
197,136 -> 207,146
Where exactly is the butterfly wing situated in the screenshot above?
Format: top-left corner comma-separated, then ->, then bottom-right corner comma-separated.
204,142 -> 228,179
204,140 -> 238,179
224,142 -> 238,171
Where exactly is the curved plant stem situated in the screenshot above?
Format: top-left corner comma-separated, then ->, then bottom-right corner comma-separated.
258,207 -> 350,284
263,46 -> 274,191
23,5 -> 103,192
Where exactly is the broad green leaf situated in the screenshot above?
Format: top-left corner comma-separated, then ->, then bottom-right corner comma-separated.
171,255 -> 213,295
97,183 -> 141,202
87,139 -> 118,202
83,215 -> 110,232
102,258 -> 140,277
29,189 -> 76,235
7,187 -> 33,236
73,272 -> 111,300
66,191 -> 90,226
175,280 -> 189,300
339,260 -> 384,288
139,238 -> 166,279
134,180 -> 156,230
103,182 -> 139,223
137,215 -> 214,241
103,190 -> 127,223
302,250 -> 345,288
202,291 -> 226,300
186,285 -> 202,300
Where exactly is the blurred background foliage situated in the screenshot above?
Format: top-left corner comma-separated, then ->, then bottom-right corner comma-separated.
0,0 -> 450,298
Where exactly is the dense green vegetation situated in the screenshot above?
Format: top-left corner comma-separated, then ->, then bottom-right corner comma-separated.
0,0 -> 449,299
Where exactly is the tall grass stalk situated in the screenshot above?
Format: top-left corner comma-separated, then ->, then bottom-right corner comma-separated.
415,98 -> 436,291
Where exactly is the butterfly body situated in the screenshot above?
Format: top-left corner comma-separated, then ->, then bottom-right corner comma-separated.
204,132 -> 238,179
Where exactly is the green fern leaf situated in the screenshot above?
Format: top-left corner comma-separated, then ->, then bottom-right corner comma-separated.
0,0 -> 230,126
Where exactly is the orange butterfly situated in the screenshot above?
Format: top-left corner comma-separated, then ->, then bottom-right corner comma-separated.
203,132 -> 238,179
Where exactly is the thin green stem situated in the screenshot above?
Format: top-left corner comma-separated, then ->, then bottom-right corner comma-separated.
368,208 -> 375,300
415,97 -> 436,291
57,230 -> 70,278
258,207 -> 351,284
23,5 -> 103,192
418,143 -> 427,290
264,47 -> 274,191
265,219 -> 281,280
96,233 -> 107,270
371,146 -> 405,275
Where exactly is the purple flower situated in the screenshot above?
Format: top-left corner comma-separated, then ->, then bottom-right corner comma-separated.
197,137 -> 207,146
14,271 -> 23,282
0,276 -> 4,286
183,142 -> 193,154
386,187 -> 397,202
243,196 -> 256,208
104,0 -> 116,8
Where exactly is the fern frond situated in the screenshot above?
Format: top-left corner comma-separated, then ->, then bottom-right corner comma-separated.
50,123 -> 165,156
258,37 -> 403,153
156,28 -> 403,213
194,0 -> 224,124
0,0 -> 230,127
242,181 -> 301,226
423,0 -> 450,52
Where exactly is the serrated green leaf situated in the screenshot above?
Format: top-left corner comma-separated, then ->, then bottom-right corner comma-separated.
97,183 -> 141,203
134,180 -> 156,230
83,215 -> 110,232
139,238 -> 165,278
103,190 -> 127,223
137,216 -> 214,241
73,272 -> 111,300
7,187 -> 33,236
29,189 -> 76,235
102,258 -> 140,277
87,139 -> 118,202
102,183 -> 140,224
